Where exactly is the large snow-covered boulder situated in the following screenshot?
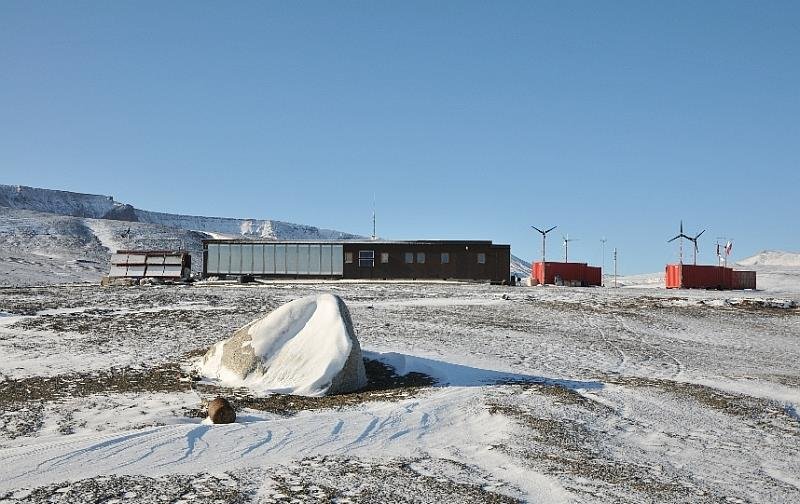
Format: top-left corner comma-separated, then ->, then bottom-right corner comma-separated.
197,294 -> 368,396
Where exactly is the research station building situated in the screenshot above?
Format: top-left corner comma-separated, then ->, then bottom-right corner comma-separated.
203,239 -> 511,284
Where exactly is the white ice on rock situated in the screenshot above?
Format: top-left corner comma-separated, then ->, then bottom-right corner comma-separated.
197,293 -> 368,396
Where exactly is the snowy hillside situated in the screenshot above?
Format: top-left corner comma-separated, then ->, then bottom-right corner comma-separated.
510,254 -> 531,278
0,207 -> 209,286
0,184 -> 360,241
735,250 -> 800,293
736,250 -> 800,267
0,184 -> 117,218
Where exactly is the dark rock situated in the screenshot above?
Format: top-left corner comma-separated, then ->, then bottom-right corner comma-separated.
207,397 -> 236,424
101,204 -> 139,222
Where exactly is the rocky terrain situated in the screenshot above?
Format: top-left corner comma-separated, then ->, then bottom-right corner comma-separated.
1,282 -> 798,502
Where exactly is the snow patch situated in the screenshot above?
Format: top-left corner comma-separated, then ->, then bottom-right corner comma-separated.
197,294 -> 367,396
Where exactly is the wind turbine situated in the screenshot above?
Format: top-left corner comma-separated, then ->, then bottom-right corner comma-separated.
667,220 -> 691,264
531,225 -> 557,262
562,235 -> 578,262
685,229 -> 705,265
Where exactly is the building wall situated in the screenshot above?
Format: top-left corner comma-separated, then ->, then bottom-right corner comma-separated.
202,240 -> 511,284
341,242 -> 510,283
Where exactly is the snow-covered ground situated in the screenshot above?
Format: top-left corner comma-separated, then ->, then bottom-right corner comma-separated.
1,282 -> 799,503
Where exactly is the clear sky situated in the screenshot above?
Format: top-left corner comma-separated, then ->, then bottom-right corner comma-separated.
1,1 -> 798,274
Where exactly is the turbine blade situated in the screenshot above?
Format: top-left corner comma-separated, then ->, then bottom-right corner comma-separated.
531,226 -> 544,234
667,235 -> 681,243
695,229 -> 706,239
545,225 -> 557,234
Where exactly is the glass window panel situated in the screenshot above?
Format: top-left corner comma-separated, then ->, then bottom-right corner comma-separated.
218,244 -> 231,274
252,244 -> 265,274
381,252 -> 389,263
229,244 -> 242,274
275,244 -> 286,274
309,245 -> 321,274
297,244 -> 310,274
286,244 -> 298,274
207,244 -> 219,273
441,252 -> 450,264
332,245 -> 344,275
264,244 -> 276,274
405,252 -> 413,264
241,244 -> 253,274
320,244 -> 332,274
417,252 -> 426,264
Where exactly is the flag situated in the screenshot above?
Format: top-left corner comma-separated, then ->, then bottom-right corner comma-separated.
725,241 -> 733,256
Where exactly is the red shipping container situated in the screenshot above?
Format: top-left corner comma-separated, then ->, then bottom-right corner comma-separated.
532,262 -> 601,287
731,270 -> 757,290
665,264 -> 756,290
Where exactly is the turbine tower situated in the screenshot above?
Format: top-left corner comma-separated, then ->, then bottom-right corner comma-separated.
562,235 -> 578,262
531,225 -> 557,262
667,220 -> 691,264
685,229 -> 705,265
667,221 -> 705,265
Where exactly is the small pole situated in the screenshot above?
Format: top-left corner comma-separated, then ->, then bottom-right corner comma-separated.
601,237 -> 607,287
613,247 -> 618,288
371,194 -> 376,240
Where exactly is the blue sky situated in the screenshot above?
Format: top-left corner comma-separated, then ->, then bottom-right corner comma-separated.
1,1 -> 798,274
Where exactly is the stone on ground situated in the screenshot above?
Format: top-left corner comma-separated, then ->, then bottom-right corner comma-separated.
197,293 -> 368,396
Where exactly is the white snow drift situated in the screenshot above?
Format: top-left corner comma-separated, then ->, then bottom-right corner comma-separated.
197,293 -> 368,396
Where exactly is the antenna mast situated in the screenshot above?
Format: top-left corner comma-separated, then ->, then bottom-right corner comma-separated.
371,194 -> 376,240
600,237 -> 607,287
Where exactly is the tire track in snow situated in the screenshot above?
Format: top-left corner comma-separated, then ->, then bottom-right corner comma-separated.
584,313 -> 626,374
614,313 -> 683,379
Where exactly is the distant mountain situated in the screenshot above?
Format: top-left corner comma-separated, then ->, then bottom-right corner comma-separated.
736,250 -> 800,267
0,184 -> 359,240
510,254 -> 531,278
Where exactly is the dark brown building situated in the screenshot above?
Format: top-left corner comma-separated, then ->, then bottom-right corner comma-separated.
203,240 -> 511,284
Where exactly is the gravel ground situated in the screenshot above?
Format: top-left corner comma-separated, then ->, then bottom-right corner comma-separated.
1,282 -> 799,503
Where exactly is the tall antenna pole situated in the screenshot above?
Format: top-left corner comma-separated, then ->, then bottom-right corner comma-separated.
601,237 -> 607,287
613,247 -> 618,288
371,193 -> 376,240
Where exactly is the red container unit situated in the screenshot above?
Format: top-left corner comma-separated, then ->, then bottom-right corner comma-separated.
665,264 -> 756,290
731,270 -> 757,290
532,261 -> 602,287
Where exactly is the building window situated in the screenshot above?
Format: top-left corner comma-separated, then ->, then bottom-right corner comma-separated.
381,252 -> 389,264
477,253 -> 486,264
441,252 -> 450,264
405,252 -> 414,264
417,252 -> 426,264
359,250 -> 375,267
345,252 -> 353,264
